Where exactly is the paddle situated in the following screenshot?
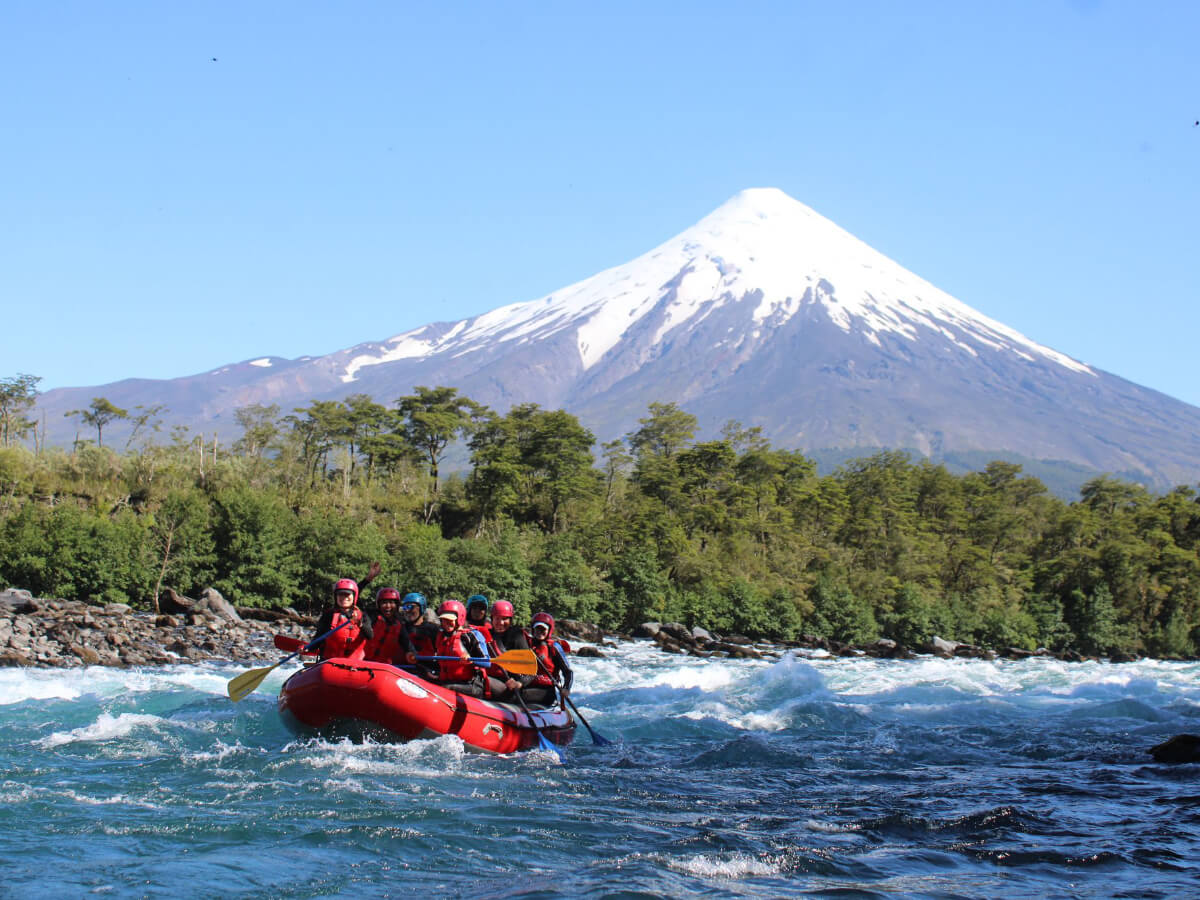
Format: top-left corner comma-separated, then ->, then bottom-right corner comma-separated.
537,640 -> 612,747
506,670 -> 565,761
560,689 -> 613,747
414,648 -> 539,676
274,634 -> 308,653
227,620 -> 351,702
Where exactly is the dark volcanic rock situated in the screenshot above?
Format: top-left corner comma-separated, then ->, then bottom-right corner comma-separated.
1149,734 -> 1200,764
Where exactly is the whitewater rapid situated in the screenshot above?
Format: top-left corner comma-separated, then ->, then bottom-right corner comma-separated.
2,643 -> 1197,897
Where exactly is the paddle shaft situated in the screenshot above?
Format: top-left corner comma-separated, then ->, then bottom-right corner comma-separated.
507,668 -> 565,761
533,642 -> 612,746
415,648 -> 537,675
227,619 -> 352,702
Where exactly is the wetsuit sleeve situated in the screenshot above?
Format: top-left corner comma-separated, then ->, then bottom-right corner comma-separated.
312,610 -> 334,643
357,615 -> 374,640
553,643 -> 574,693
393,627 -> 415,664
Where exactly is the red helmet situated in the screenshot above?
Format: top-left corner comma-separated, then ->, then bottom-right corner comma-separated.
491,599 -> 514,623
531,612 -> 555,639
437,599 -> 466,627
376,587 -> 401,604
333,578 -> 359,602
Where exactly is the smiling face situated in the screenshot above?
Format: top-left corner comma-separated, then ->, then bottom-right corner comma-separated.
334,590 -> 356,612
402,603 -> 422,623
493,614 -> 513,634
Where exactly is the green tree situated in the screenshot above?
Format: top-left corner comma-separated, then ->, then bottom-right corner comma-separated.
396,386 -> 484,523
233,403 -> 282,459
210,485 -> 304,608
66,397 -> 128,448
0,373 -> 41,448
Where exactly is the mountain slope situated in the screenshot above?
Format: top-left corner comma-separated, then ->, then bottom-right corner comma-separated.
35,188 -> 1200,488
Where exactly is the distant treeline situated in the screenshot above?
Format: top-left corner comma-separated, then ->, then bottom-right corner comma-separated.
1,377 -> 1199,657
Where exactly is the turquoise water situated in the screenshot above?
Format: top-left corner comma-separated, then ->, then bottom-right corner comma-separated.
2,644 -> 1198,897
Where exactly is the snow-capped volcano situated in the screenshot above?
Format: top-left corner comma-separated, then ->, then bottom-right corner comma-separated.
34,188 -> 1200,490
343,187 -> 1090,384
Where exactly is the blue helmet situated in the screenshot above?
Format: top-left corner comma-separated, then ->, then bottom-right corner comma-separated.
401,592 -> 427,615
466,594 -> 489,615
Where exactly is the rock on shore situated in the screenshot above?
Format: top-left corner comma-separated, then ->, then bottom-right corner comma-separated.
0,588 -> 313,668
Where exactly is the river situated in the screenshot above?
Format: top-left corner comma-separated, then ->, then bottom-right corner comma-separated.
2,642 -> 1197,897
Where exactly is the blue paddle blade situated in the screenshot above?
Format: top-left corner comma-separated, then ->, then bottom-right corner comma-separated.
538,732 -> 565,762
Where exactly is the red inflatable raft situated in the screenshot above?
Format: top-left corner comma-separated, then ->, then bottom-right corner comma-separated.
278,658 -> 576,754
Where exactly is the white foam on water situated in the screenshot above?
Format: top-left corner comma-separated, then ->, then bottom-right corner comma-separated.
647,664 -> 741,691
568,642 -> 1200,737
35,712 -> 168,748
57,789 -> 161,810
0,781 -> 36,803
301,734 -> 477,778
0,662 -> 268,707
187,740 -> 258,763
667,851 -> 782,878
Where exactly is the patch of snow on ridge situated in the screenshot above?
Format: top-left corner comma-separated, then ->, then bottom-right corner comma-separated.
341,332 -> 436,383
248,358 -> 272,368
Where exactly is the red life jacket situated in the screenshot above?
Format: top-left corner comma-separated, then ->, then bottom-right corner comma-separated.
435,628 -> 476,683
366,615 -> 405,664
530,639 -> 556,687
405,621 -> 436,657
322,608 -> 366,660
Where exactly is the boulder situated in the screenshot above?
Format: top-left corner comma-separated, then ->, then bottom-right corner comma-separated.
558,619 -> 605,642
1001,646 -> 1036,659
1149,734 -> 1200,764
632,622 -> 661,639
70,644 -> 102,665
659,622 -> 694,644
159,588 -> 194,615
0,588 -> 36,614
574,645 -> 605,658
928,636 -> 959,658
196,587 -> 242,623
691,626 -> 715,644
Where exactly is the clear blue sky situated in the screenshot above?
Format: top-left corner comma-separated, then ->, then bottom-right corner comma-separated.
4,2 -> 1198,405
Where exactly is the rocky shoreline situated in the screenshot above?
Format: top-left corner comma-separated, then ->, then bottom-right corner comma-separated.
0,588 -> 1164,670
0,588 -> 312,669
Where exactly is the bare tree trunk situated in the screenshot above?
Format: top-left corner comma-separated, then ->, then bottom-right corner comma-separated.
152,524 -> 175,615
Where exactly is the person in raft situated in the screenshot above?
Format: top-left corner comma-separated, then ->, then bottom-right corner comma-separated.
433,599 -> 494,696
312,578 -> 374,660
486,599 -> 533,700
522,612 -> 572,706
365,587 -> 413,665
465,594 -> 492,644
399,592 -> 438,673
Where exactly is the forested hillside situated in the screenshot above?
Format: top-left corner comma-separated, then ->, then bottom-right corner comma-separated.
3,377 -> 1199,657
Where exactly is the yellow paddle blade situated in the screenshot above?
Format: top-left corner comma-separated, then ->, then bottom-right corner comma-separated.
491,649 -> 538,676
227,662 -> 280,702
